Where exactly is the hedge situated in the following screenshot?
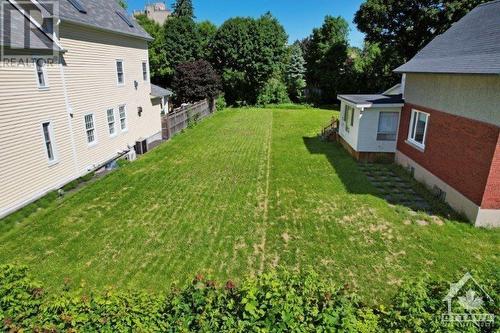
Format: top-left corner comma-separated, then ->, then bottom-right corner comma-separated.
0,265 -> 498,332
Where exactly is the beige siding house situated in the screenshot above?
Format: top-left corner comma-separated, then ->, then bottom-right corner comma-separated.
0,0 -> 164,218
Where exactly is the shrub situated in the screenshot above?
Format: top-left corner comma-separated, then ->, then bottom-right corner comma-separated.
256,78 -> 291,106
215,95 -> 227,111
0,265 -> 497,332
172,60 -> 221,105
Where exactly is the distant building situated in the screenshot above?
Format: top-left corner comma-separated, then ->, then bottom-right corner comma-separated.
133,2 -> 171,25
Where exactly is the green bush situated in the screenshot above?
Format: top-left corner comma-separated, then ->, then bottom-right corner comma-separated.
256,78 -> 291,106
0,265 -> 497,332
215,95 -> 227,111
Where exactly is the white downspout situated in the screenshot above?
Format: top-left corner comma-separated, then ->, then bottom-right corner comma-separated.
57,22 -> 80,178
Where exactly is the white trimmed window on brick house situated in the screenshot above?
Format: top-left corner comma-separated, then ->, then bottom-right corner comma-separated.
408,109 -> 430,149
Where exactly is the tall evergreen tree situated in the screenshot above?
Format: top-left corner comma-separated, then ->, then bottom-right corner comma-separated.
162,16 -> 202,84
172,0 -> 194,18
285,43 -> 306,102
198,21 -> 217,60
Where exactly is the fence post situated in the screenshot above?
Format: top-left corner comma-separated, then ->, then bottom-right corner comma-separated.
208,98 -> 215,113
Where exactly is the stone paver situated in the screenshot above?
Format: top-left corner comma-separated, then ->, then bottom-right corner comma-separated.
360,163 -> 437,217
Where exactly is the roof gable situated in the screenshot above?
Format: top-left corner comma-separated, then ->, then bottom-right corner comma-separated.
395,0 -> 500,74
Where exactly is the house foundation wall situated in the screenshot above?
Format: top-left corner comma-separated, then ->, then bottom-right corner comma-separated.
337,134 -> 395,163
396,151 -> 499,227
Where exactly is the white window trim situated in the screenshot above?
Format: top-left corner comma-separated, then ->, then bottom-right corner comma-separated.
34,58 -> 49,89
116,59 -> 125,86
344,104 -> 355,132
142,60 -> 148,82
84,113 -> 98,147
106,108 -> 117,138
407,109 -> 430,150
118,104 -> 128,132
40,121 -> 58,165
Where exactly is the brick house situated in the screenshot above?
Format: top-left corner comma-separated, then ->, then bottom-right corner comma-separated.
337,0 -> 499,227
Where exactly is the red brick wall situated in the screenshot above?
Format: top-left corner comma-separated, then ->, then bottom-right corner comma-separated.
397,103 -> 500,206
482,133 -> 500,209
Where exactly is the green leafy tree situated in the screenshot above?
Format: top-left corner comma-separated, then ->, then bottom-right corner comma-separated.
285,42 -> 306,102
354,0 -> 488,85
162,16 -> 202,84
172,0 -> 194,18
304,16 -> 349,103
342,42 -> 393,94
211,13 -> 288,105
135,14 -> 166,84
198,21 -> 217,60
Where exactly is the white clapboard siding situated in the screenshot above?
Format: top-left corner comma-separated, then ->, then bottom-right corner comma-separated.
0,63 -> 76,215
0,22 -> 162,218
59,22 -> 161,173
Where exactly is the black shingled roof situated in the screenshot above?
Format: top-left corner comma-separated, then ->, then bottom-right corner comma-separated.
39,0 -> 152,40
337,94 -> 404,107
395,0 -> 500,74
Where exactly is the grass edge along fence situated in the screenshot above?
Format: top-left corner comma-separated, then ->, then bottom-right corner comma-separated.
162,99 -> 214,140
1,265 -> 498,332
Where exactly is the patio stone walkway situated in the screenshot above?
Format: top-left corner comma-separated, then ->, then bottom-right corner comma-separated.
358,163 -> 433,213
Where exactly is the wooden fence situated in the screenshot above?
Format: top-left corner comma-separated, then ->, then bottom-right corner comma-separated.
161,99 -> 213,140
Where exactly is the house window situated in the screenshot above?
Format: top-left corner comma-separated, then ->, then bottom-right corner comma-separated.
42,122 -> 56,162
107,108 -> 116,136
84,114 -> 96,144
142,61 -> 148,81
35,59 -> 48,88
344,105 -> 355,131
116,60 -> 124,85
119,105 -> 127,131
377,112 -> 399,141
408,109 -> 429,148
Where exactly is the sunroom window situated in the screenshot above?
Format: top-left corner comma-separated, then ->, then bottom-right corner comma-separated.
377,112 -> 399,141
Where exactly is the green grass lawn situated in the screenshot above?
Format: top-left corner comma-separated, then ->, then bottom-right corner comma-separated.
0,106 -> 498,303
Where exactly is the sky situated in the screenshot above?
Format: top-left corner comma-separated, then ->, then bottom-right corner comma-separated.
127,0 -> 366,47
